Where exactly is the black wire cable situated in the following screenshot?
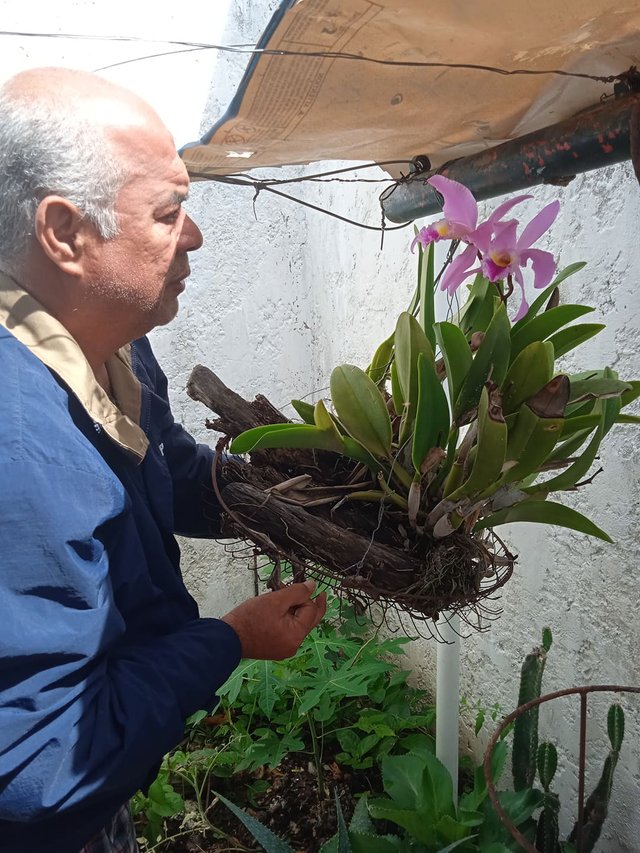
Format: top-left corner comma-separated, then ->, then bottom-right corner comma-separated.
0,29 -> 623,84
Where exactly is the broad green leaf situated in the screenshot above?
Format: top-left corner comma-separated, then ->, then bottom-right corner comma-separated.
448,386 -> 507,499
512,262 -> 587,331
214,791 -> 296,853
457,273 -> 494,335
367,801 -> 438,845
390,361 -> 405,419
367,332 -> 395,384
545,427 -> 596,464
230,423 -> 342,454
511,305 -> 595,361
616,414 -> 640,424
569,376 -> 631,403
348,834 -> 403,853
331,364 -> 393,459
502,340 -> 554,414
455,302 -> 511,420
291,399 -> 316,424
314,399 -> 342,439
349,794 -> 374,834
547,323 -> 605,359
474,500 -> 613,542
620,380 -> 640,408
435,322 -> 472,408
395,311 -> 435,396
412,352 -> 450,470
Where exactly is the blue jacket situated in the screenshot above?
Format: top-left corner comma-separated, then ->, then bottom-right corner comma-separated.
0,277 -> 242,852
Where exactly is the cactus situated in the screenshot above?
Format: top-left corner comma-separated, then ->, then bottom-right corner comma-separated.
535,742 -> 560,852
567,704 -> 625,852
512,629 -> 552,791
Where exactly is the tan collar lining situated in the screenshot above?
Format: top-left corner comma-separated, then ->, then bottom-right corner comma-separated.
0,273 -> 149,462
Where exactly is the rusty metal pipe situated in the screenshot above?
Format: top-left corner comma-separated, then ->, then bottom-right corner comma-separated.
381,93 -> 640,223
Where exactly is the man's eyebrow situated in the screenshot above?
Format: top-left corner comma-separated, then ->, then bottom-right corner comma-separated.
160,190 -> 189,207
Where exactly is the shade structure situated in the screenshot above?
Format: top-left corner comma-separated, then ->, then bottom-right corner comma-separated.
181,0 -> 640,180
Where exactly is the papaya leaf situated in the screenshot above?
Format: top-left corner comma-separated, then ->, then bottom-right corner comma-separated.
474,501 -> 613,542
331,365 -> 393,459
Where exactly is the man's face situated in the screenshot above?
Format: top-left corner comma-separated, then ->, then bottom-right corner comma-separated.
82,125 -> 203,335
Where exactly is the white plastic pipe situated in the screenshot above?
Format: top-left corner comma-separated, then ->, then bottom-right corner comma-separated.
436,611 -> 460,803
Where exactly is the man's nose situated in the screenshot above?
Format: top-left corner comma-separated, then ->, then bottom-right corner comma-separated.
179,212 -> 204,252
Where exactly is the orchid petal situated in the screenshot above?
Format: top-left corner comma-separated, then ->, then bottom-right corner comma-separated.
491,219 -> 518,249
440,243 -> 478,294
487,194 -> 533,223
519,248 -> 557,290
428,175 -> 478,231
512,267 -> 530,321
517,200 -> 560,250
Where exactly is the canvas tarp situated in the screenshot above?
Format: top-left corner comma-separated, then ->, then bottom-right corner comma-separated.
180,0 -> 640,178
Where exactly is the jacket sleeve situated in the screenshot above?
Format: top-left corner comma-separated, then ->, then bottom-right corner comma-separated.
0,458 -> 242,822
133,337 -> 225,537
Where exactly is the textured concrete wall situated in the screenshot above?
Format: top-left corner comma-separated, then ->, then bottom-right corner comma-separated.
2,3 -> 640,849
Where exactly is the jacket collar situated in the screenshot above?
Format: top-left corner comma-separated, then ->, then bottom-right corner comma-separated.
0,272 -> 149,462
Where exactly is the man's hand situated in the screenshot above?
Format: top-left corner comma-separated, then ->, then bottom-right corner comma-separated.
221,580 -> 327,660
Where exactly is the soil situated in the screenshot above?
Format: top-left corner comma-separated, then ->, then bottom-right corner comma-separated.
159,753 -> 382,853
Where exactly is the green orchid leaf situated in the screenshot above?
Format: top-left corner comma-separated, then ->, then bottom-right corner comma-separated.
569,376 -> 631,403
331,364 -> 393,459
390,361 -> 404,419
512,262 -> 587,331
546,323 -> 605,359
418,240 -> 436,350
560,414 -> 601,436
448,386 -> 507,499
457,273 -> 494,335
435,322 -> 472,408
545,427 -> 596,464
366,332 -> 395,385
501,340 -> 554,415
501,404 -> 563,484
230,423 -> 343,455
616,414 -> 640,424
455,302 -> 510,421
291,399 -> 316,424
620,380 -> 640,408
395,311 -> 435,415
412,352 -> 450,471
510,305 -> 595,361
474,500 -> 613,543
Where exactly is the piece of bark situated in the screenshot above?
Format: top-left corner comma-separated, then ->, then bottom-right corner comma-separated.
187,364 -> 288,435
220,481 -> 421,591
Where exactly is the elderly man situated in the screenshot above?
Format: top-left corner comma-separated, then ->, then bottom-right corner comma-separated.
0,68 -> 326,853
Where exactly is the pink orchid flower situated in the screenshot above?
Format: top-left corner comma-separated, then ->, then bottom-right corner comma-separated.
475,200 -> 561,320
411,175 -> 531,253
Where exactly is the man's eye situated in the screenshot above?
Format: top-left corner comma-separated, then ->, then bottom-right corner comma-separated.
160,209 -> 181,223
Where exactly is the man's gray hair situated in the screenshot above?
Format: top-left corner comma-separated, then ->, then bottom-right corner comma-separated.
0,90 -> 130,270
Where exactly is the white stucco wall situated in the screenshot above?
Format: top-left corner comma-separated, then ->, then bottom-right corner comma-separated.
2,2 -> 640,849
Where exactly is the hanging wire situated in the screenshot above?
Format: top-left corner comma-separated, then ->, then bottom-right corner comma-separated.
0,30 -> 623,84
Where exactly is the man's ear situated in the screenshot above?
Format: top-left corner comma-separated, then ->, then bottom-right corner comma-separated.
34,196 -> 94,275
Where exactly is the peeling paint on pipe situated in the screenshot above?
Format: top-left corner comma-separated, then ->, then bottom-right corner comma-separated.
381,93 -> 640,223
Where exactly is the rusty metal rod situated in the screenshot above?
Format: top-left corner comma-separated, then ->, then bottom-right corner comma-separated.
483,684 -> 640,852
381,93 -> 640,223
